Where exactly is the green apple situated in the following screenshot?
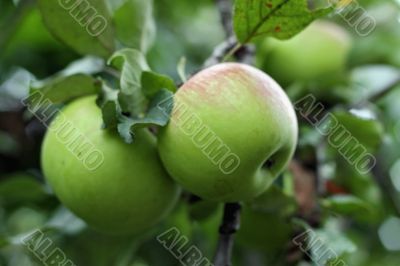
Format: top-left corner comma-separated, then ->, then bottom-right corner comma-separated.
41,96 -> 180,235
158,63 -> 298,202
260,20 -> 352,86
236,186 -> 295,253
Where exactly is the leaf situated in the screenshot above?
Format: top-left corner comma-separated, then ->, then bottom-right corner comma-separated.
233,0 -> 333,43
347,65 -> 400,103
113,0 -> 156,53
30,74 -> 101,104
332,109 -> 384,152
97,81 -> 120,129
0,131 -> 19,156
247,185 -> 296,214
37,0 -> 115,58
117,89 -> 174,143
108,48 -> 150,116
141,71 -> 177,99
313,219 -> 357,261
293,218 -> 357,263
60,56 -> 105,76
0,173 -> 50,206
321,195 -> 371,215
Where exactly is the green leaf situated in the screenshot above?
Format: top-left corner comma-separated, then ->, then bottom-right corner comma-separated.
30,74 -> 101,104
293,218 -> 357,263
332,109 -> 384,152
37,0 -> 115,58
247,185 -> 296,215
117,89 -> 174,143
233,0 -> 333,43
113,0 -> 156,53
108,48 -> 150,116
60,56 -> 105,76
321,195 -> 371,215
0,130 -> 19,156
313,219 -> 357,261
0,173 -> 50,206
141,71 -> 177,99
97,80 -> 119,129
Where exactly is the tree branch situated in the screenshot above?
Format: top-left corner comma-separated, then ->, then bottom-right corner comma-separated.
215,0 -> 234,38
213,203 -> 242,266
210,1 -> 256,265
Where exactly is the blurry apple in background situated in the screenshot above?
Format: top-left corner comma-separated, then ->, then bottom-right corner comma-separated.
259,20 -> 352,87
41,96 -> 180,235
158,63 -> 298,202
236,186 -> 296,255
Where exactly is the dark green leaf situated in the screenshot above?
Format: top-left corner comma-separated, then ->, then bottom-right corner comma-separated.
30,74 -> 100,104
37,0 -> 115,58
113,0 -> 156,53
233,0 -> 332,43
0,173 -> 50,206
141,71 -> 177,99
0,131 -> 19,156
117,89 -> 173,143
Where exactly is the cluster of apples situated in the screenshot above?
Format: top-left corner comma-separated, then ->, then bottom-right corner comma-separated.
41,63 -> 298,235
41,20 -> 350,237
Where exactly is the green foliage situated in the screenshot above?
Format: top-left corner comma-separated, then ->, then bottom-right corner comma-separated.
233,0 -> 332,43
0,0 -> 400,265
37,0 -> 115,58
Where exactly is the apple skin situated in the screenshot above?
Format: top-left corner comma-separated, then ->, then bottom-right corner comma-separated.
158,63 -> 298,202
41,96 -> 180,235
260,20 -> 352,86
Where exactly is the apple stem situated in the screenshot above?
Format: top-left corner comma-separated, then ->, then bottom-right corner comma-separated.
213,202 -> 241,266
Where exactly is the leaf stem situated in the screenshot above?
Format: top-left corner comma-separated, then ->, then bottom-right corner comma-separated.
222,43 -> 243,62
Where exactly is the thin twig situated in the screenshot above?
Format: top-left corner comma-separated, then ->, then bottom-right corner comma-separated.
213,203 -> 242,266
362,77 -> 400,105
215,0 -> 234,38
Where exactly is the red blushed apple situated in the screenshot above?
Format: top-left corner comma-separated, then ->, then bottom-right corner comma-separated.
158,63 -> 298,202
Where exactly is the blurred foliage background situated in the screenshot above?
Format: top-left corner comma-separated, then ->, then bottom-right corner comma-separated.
1,0 -> 400,265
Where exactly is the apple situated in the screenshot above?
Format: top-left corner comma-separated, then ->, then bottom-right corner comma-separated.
41,96 -> 180,235
158,63 -> 298,202
236,186 -> 295,253
260,20 -> 352,86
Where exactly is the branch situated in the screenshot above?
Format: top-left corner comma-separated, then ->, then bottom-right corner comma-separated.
213,203 -> 241,266
204,0 -> 255,67
215,0 -> 234,38
365,77 -> 400,103
352,76 -> 400,108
